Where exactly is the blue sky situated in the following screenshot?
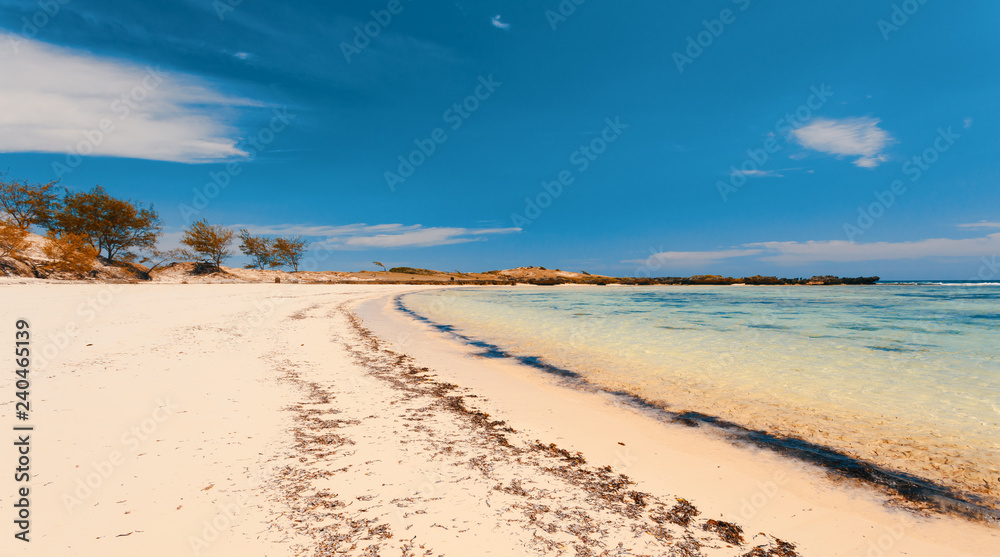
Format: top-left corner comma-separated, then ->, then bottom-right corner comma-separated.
1,0 -> 998,279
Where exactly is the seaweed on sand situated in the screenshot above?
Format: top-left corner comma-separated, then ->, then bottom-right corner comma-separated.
741,539 -> 800,557
704,518 -> 745,545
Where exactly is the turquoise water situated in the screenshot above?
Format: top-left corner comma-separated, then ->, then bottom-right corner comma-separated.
402,285 -> 1000,511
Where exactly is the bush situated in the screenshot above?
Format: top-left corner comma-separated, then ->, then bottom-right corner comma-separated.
0,219 -> 29,259
42,232 -> 98,276
388,267 -> 438,275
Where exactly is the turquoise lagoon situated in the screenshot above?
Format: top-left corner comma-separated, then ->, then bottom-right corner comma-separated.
401,284 -> 1000,516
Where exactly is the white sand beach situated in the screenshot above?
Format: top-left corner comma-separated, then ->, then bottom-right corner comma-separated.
2,283 -> 997,556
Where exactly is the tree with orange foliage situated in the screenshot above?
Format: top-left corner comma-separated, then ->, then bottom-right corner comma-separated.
0,218 -> 29,260
42,231 -> 98,276
52,185 -> 160,262
273,236 -> 307,272
0,173 -> 59,229
180,220 -> 233,269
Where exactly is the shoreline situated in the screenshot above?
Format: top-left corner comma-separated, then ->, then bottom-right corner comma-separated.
357,287 -> 1000,556
387,291 -> 1000,524
4,283 -> 997,556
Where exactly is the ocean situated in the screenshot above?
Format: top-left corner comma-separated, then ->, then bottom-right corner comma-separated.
400,284 -> 1000,518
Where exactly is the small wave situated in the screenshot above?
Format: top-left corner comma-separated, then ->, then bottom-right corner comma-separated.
883,282 -> 1000,286
833,323 -> 881,331
868,345 -> 917,353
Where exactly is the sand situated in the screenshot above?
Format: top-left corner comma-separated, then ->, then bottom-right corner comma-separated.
1,283 -> 996,556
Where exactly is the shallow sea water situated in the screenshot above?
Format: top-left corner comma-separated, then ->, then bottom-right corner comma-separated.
402,284 -> 1000,514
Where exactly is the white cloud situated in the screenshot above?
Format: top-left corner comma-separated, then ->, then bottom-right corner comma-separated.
732,169 -> 782,178
964,117 -> 973,129
731,167 -> 804,179
749,234 -> 1000,263
0,33 -> 259,163
236,223 -> 521,250
490,14 -> 510,30
624,233 -> 1000,266
957,221 -> 1000,229
625,249 -> 762,268
851,154 -> 888,168
791,117 -> 892,168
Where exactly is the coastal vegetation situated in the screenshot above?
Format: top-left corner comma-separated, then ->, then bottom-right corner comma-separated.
0,173 -> 59,229
0,173 -> 879,285
179,219 -> 234,270
0,174 -> 309,277
41,232 -> 99,276
0,217 -> 29,258
238,228 -> 307,271
238,228 -> 274,270
272,236 -> 307,271
54,185 -> 161,261
388,266 -> 438,275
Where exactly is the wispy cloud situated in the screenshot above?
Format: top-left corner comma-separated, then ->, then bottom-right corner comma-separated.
791,117 -> 892,168
749,234 -> 1000,263
0,33 -> 259,163
237,223 -> 521,250
732,169 -> 782,178
491,14 -> 510,30
730,167 -> 803,178
957,221 -> 1000,229
626,233 -> 1000,266
624,249 -> 762,267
